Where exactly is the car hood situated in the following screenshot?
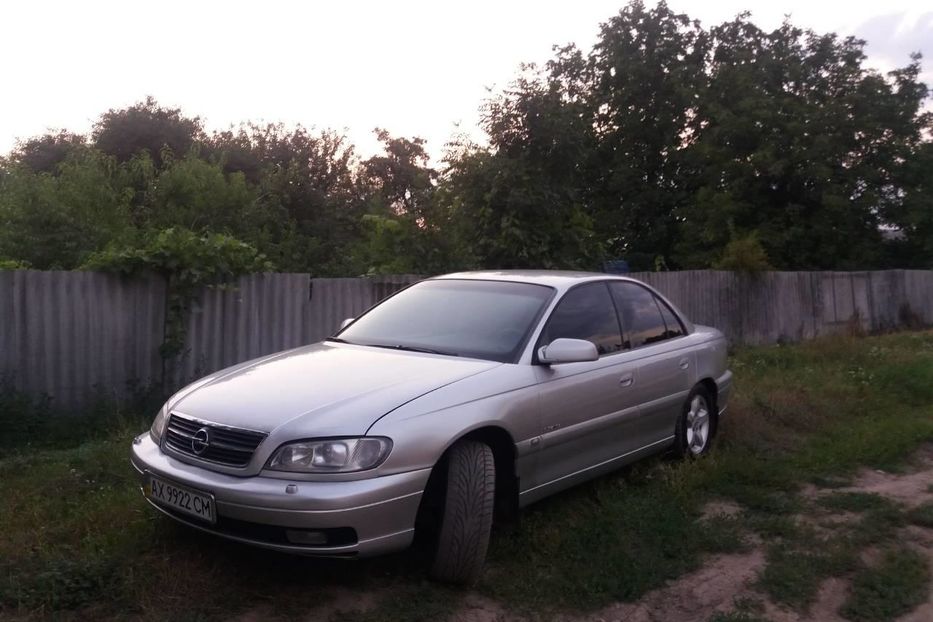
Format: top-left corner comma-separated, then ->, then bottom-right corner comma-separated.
171,342 -> 501,437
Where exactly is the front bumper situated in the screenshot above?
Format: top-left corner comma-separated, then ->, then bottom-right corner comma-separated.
131,434 -> 430,557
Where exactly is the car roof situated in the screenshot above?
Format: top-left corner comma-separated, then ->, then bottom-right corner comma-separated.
432,270 -> 636,291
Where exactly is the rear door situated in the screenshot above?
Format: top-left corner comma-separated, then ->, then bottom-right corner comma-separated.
608,281 -> 692,445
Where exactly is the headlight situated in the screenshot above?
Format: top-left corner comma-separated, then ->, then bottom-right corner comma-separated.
266,437 -> 392,473
150,405 -> 169,442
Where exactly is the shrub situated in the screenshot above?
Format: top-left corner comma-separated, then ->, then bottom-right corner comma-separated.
714,232 -> 773,273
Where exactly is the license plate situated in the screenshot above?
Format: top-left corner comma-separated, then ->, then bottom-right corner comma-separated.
145,474 -> 215,524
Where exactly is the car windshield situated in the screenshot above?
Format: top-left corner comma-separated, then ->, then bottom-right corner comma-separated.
333,279 -> 555,363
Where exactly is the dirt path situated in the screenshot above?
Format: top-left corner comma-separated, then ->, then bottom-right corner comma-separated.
567,447 -> 933,622
445,445 -> 933,622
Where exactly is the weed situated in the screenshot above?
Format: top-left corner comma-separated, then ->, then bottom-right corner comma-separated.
906,501 -> 933,528
757,545 -> 824,607
744,512 -> 801,540
840,547 -> 930,622
699,515 -> 750,554
0,379 -> 163,457
817,492 -> 894,513
0,555 -> 120,610
757,534 -> 860,607
810,474 -> 852,488
709,612 -> 770,622
849,505 -> 906,547
357,582 -> 462,622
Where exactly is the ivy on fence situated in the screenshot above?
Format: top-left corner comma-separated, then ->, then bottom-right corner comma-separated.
83,227 -> 274,358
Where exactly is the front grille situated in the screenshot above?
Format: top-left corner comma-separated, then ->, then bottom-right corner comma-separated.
164,414 -> 267,467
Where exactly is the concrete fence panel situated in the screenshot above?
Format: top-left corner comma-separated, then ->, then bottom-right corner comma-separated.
1,269 -> 930,409
0,270 -> 165,407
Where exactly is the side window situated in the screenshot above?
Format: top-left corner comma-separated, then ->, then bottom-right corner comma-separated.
540,283 -> 622,356
609,282 -> 668,348
656,297 -> 685,339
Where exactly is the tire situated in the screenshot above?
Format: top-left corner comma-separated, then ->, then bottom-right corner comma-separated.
428,440 -> 495,585
674,385 -> 715,458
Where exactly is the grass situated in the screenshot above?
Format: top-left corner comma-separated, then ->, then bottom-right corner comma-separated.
907,501 -> 933,528
0,378 -> 163,457
840,547 -> 930,622
2,330 -> 933,620
756,531 -> 861,607
750,493 -> 918,609
709,613 -> 769,622
817,492 -> 894,513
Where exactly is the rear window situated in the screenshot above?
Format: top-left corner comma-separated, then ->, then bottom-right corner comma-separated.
657,298 -> 685,339
609,282 -> 669,348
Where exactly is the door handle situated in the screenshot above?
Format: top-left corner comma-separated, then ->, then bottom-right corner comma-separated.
619,372 -> 634,387
678,357 -> 690,370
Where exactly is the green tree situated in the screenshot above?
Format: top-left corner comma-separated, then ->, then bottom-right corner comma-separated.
889,139 -> 933,267
208,123 -> 365,274
441,63 -> 604,269
0,149 -> 133,269
354,130 -> 463,274
139,153 -> 258,234
8,130 -> 87,173
2,4 -> 930,276
586,1 -> 708,269
676,19 -> 932,269
460,1 -> 931,271
362,129 -> 436,216
93,96 -> 203,167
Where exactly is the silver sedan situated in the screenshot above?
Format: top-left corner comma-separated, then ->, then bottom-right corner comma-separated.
131,271 -> 732,583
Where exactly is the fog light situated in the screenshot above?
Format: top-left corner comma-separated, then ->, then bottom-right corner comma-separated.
285,530 -> 328,545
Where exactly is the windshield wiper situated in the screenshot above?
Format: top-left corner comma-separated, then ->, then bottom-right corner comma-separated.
368,343 -> 460,357
325,337 -> 353,344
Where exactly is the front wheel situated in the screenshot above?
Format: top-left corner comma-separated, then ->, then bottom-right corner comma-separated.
675,387 -> 715,457
429,440 -> 495,585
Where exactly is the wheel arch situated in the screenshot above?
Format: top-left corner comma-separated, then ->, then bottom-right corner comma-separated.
697,377 -> 718,409
694,377 -> 719,436
423,424 -> 520,527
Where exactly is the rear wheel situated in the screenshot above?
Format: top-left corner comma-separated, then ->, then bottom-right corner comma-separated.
428,440 -> 495,585
675,386 -> 715,457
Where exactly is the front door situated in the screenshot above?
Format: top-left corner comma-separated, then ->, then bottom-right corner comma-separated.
529,282 -> 642,496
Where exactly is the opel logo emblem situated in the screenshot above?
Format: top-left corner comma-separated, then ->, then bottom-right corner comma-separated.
191,427 -> 210,455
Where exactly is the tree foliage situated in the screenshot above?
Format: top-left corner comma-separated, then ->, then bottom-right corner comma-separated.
353,130 -> 462,274
93,96 -> 203,167
468,1 -> 932,270
0,149 -> 133,269
588,1 -> 709,267
0,2 -> 930,274
8,130 -> 87,173
675,18 -> 931,269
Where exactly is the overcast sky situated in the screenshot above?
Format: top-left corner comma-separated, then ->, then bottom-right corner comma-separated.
1,0 -> 930,159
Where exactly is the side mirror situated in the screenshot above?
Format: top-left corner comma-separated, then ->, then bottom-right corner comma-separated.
339,318 -> 355,331
538,338 -> 599,365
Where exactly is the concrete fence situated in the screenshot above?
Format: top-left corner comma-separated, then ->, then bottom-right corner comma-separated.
1,269 -> 931,409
